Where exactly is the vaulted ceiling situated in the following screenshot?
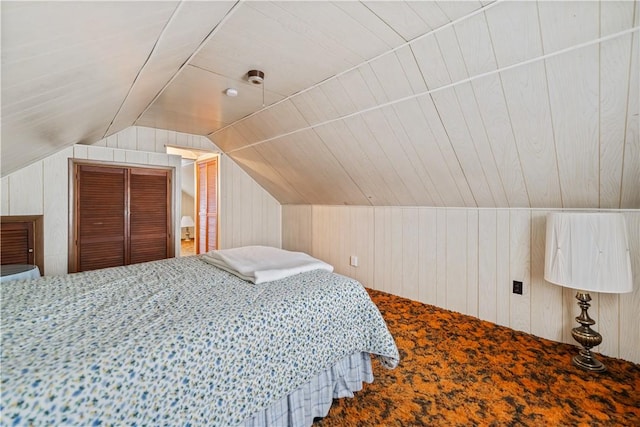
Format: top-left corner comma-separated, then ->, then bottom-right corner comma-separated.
2,1 -> 638,208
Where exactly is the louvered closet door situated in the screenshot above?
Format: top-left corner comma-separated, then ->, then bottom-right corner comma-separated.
74,163 -> 173,273
129,168 -> 170,264
77,165 -> 127,271
196,158 -> 218,254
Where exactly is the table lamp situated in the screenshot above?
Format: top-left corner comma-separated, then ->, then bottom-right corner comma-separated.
544,212 -> 633,372
180,216 -> 195,241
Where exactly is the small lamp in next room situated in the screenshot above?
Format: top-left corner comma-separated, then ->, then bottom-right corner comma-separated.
544,212 -> 633,372
180,216 -> 195,241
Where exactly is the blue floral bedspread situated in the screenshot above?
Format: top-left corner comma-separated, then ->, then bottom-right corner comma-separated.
1,256 -> 399,426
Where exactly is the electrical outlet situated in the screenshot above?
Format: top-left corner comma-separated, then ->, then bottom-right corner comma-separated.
513,280 -> 523,295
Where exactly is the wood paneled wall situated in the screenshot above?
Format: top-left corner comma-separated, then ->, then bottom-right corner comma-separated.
282,205 -> 640,363
0,126 -> 281,275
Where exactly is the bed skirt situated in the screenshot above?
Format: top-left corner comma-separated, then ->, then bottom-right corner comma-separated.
241,352 -> 374,427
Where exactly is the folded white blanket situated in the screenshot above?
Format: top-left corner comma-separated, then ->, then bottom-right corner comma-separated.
201,245 -> 333,284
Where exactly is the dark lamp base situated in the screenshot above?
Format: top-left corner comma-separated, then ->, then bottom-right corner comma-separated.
573,353 -> 606,372
571,292 -> 607,373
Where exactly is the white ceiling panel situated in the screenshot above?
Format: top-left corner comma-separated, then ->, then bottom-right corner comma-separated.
436,1 -> 484,22
411,34 -> 452,90
210,125 -> 251,154
314,121 -> 402,206
538,1 -> 599,54
378,106 -> 440,205
417,95 -> 477,207
138,65 -> 284,136
228,147 -> 307,204
224,100 -> 310,150
391,98 -> 465,206
599,35 -> 634,208
332,1 -> 406,46
454,83 -> 509,207
1,1 -> 178,175
362,108 -> 436,205
369,49 -> 418,101
108,1 -> 236,135
620,23 -> 639,209
2,1 -> 638,210
289,85 -> 341,127
403,1 -> 452,36
500,61 -> 563,208
454,12 -> 497,76
546,46 -> 600,208
485,1 -> 542,68
337,66 -> 383,112
254,130 -> 370,205
435,26 -> 469,83
343,115 -> 418,205
272,1 -> 398,61
431,87 -> 494,207
395,45 -> 429,95
318,77 -> 359,119
362,1 -> 437,42
601,1 -> 636,36
471,75 -> 530,208
189,1 -> 387,99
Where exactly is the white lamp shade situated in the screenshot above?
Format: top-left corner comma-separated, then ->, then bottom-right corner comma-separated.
180,215 -> 195,228
544,212 -> 633,293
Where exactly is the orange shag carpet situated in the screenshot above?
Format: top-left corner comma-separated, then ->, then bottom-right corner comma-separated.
316,289 -> 640,426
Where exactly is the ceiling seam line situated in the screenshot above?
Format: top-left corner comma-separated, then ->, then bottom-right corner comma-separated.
361,110 -> 420,206
484,8 -> 533,208
415,98 -> 460,207
429,91 -> 479,208
464,9 -> 512,207
225,25 -> 640,156
242,146 -> 309,205
210,0 -> 505,138
359,2 -> 408,42
448,22 -> 496,207
418,28 -> 478,207
311,126 -> 372,206
384,47 -> 442,205
133,0 -> 243,127
598,0 -> 602,209
343,116 -> 400,206
617,2 -> 638,209
536,1 -> 564,209
288,95 -> 369,205
386,103 -> 441,206
102,1 -> 185,139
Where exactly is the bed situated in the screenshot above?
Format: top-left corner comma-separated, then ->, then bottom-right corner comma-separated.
1,248 -> 399,426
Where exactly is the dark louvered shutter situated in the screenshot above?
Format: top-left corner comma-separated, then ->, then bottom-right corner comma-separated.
77,165 -> 126,271
1,222 -> 34,265
129,168 -> 170,264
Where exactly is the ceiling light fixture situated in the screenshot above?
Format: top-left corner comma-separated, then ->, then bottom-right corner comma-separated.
247,69 -> 264,85
247,69 -> 266,107
225,88 -> 238,97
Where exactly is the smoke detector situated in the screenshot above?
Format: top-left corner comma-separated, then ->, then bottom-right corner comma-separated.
247,69 -> 264,85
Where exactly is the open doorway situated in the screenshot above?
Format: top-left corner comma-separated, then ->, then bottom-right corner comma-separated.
166,147 -> 218,257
